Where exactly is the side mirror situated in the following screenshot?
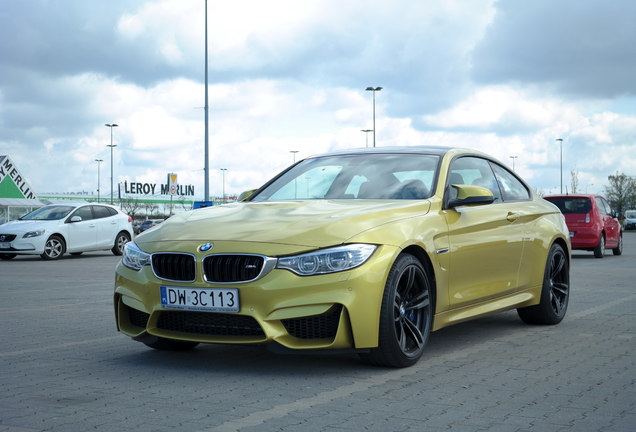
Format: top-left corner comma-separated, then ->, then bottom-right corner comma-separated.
238,189 -> 257,201
70,215 -> 83,223
448,184 -> 495,208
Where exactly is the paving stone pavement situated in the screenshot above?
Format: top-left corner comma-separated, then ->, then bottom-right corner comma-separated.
1,234 -> 635,432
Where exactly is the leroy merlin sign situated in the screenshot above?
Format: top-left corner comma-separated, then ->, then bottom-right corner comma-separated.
121,173 -> 195,197
0,155 -> 37,199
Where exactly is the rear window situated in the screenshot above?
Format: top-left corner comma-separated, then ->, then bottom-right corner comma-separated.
545,197 -> 592,214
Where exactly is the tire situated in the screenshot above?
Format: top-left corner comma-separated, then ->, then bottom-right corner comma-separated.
0,254 -> 17,260
41,235 -> 65,260
143,337 -> 199,351
612,234 -> 623,256
593,234 -> 605,258
360,254 -> 433,368
518,243 -> 569,325
112,232 -> 131,256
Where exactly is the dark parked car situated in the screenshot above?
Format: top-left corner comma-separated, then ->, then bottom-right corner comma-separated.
138,219 -> 164,233
544,194 -> 622,258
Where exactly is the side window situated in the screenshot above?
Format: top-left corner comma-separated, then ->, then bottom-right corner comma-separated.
491,163 -> 530,201
598,197 -> 613,215
595,198 -> 607,215
71,206 -> 93,221
447,157 -> 502,202
93,206 -> 113,219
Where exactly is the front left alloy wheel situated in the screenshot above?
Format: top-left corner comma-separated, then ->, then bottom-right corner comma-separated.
41,235 -> 65,260
361,254 -> 433,368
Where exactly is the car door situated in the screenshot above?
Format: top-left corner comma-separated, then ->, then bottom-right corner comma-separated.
443,156 -> 527,308
92,205 -> 119,248
65,206 -> 97,251
596,197 -> 620,247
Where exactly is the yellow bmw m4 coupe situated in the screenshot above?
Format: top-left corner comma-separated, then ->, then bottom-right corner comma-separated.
114,146 -> 570,367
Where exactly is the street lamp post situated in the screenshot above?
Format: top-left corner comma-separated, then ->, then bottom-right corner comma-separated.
95,159 -> 103,203
365,87 -> 382,147
556,138 -> 563,193
204,0 -> 210,202
290,150 -> 299,163
220,168 -> 227,203
105,123 -> 118,204
509,155 -> 518,171
361,129 -> 373,148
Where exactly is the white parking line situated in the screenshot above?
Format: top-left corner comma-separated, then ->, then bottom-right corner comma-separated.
0,336 -> 122,358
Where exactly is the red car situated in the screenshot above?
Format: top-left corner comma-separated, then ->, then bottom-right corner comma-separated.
544,194 -> 622,258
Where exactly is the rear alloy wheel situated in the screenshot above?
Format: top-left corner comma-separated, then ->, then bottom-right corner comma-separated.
112,232 -> 131,256
518,243 -> 569,325
612,234 -> 623,256
593,234 -> 605,258
144,337 -> 199,351
41,235 -> 65,260
361,254 -> 433,368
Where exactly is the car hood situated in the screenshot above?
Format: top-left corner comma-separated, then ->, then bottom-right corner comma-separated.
136,200 -> 431,249
0,219 -> 56,233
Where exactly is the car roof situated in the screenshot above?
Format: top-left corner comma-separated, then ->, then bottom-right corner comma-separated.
42,202 -> 116,208
305,145 -> 474,159
544,194 -> 604,199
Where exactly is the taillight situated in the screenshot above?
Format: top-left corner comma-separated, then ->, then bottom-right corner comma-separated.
128,216 -> 133,223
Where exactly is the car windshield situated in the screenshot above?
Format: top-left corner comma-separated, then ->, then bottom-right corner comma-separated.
251,153 -> 440,201
625,211 -> 636,218
545,197 -> 592,214
20,205 -> 74,221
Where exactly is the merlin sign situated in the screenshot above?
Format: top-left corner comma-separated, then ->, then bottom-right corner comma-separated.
0,155 -> 37,199
121,174 -> 195,197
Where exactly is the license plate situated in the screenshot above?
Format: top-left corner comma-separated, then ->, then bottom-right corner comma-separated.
0,242 -> 10,249
160,286 -> 239,313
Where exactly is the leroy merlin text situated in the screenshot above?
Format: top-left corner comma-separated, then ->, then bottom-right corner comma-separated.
123,181 -> 194,196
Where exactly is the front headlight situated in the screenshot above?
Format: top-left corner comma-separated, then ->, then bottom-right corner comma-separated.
122,241 -> 151,271
276,244 -> 377,276
23,230 -> 45,238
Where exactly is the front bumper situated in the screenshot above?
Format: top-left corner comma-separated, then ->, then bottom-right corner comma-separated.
114,244 -> 397,350
0,237 -> 44,255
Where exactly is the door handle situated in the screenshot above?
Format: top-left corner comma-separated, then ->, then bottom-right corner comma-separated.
506,212 -> 520,222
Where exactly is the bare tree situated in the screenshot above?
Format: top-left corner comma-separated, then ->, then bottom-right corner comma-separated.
177,196 -> 192,211
121,198 -> 143,219
570,169 -> 579,194
142,202 -> 159,217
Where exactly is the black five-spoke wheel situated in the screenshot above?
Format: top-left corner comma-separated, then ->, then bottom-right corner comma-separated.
362,254 -> 433,367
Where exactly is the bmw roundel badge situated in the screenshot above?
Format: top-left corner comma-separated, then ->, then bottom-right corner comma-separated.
199,243 -> 214,252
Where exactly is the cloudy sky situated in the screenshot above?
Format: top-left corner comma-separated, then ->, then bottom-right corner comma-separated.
1,0 -> 635,201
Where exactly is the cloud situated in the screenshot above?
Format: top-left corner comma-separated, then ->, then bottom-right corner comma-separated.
471,0 -> 636,98
1,0 -> 635,202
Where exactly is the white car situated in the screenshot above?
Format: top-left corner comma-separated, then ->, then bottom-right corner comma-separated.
0,203 -> 133,260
